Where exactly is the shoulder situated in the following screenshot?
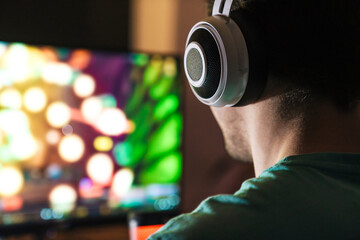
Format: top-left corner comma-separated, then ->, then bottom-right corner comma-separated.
148,195 -> 263,240
149,155 -> 360,239
149,171 -> 294,240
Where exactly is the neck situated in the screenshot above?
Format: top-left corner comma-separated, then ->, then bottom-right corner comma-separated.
249,100 -> 360,177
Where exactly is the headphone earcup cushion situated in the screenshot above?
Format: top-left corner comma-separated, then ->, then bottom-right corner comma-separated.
187,29 -> 221,99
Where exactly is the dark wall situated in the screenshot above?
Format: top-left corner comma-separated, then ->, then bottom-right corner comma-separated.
0,0 -> 129,50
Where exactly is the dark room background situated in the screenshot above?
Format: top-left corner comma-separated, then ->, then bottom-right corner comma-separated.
0,0 -> 254,214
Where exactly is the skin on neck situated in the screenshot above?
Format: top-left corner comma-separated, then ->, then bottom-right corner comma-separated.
211,92 -> 360,177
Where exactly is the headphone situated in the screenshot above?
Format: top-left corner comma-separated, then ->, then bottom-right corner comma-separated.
184,0 -> 267,107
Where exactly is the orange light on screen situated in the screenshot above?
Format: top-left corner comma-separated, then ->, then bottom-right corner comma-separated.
133,225 -> 164,240
41,47 -> 58,62
68,50 -> 91,70
2,196 -> 23,212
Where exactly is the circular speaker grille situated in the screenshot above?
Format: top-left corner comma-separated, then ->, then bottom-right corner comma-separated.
188,29 -> 221,99
186,48 -> 203,82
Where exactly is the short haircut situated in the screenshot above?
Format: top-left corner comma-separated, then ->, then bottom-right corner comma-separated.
207,0 -> 360,114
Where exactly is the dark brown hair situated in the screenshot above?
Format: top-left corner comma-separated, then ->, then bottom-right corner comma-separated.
207,0 -> 360,112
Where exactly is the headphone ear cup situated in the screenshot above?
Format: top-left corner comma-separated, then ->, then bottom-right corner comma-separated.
184,15 -> 250,107
230,9 -> 267,106
185,29 -> 222,99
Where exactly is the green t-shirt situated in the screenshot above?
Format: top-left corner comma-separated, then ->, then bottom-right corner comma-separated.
149,153 -> 360,239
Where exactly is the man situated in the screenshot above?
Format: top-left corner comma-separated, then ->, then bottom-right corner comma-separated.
150,0 -> 360,239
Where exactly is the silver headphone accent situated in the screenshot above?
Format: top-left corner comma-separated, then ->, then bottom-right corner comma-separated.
184,0 -> 249,107
184,42 -> 207,88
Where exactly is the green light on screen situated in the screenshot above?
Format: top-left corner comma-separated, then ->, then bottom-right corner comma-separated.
140,152 -> 182,184
113,141 -> 147,167
144,64 -> 162,87
99,94 -> 117,108
163,57 -> 178,77
146,113 -> 182,160
125,84 -> 146,115
149,76 -> 175,100
153,95 -> 180,121
128,104 -> 152,142
133,54 -> 149,67
57,48 -> 70,60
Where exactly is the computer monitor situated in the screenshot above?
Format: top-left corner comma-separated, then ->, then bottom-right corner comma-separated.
0,41 -> 182,231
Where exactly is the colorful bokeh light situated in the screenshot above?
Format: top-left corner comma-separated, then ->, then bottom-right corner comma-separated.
99,95 -> 117,108
49,185 -> 77,214
0,110 -> 30,135
111,168 -> 134,198
46,130 -> 61,145
86,153 -> 114,186
0,69 -> 12,87
0,88 -> 22,109
96,108 -> 129,136
68,50 -> 91,70
81,97 -> 103,123
73,74 -> 96,98
0,110 -> 38,161
0,167 -> 24,197
163,57 -> 177,77
2,196 -> 23,212
94,136 -> 113,152
62,124 -> 73,136
46,102 -> 71,128
79,178 -> 103,199
23,87 -> 47,113
4,44 -> 30,83
42,63 -> 73,85
46,164 -> 62,179
9,133 -> 38,160
58,135 -> 85,163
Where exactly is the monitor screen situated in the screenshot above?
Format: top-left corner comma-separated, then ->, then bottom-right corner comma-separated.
0,41 -> 182,226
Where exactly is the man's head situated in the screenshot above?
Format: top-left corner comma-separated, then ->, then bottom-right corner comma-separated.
206,0 -> 360,163
207,0 -> 360,111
